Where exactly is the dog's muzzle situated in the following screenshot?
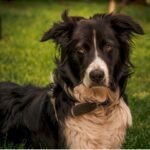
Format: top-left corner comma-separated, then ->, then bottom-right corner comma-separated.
89,69 -> 105,83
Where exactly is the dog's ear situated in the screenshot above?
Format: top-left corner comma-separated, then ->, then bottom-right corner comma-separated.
40,10 -> 84,44
109,14 -> 144,95
110,14 -> 144,37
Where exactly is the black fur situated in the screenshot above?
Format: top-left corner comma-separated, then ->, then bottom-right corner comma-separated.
0,11 -> 143,148
0,82 -> 58,148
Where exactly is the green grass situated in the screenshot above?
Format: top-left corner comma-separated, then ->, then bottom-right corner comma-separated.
0,1 -> 150,148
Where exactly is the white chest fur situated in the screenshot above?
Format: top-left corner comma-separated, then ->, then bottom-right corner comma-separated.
64,98 -> 132,149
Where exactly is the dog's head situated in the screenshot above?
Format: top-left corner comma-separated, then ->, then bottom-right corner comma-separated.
41,11 -> 144,95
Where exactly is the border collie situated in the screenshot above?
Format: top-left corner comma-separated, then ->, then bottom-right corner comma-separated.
0,11 -> 144,148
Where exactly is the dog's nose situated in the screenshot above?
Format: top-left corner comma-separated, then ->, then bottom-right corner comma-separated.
89,69 -> 104,83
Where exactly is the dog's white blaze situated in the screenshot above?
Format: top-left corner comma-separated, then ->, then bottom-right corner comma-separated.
83,30 -> 109,87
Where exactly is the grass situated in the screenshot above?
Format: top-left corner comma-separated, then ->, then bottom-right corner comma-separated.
0,0 -> 150,148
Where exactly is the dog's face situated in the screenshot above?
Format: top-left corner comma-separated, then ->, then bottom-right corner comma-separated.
71,18 -> 119,88
41,11 -> 143,93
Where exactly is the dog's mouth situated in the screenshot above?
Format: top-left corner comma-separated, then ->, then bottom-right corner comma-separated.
73,82 -> 120,104
82,78 -> 108,89
73,83 -> 110,103
89,79 -> 107,88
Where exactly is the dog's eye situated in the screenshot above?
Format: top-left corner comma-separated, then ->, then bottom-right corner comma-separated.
104,43 -> 113,52
77,48 -> 85,54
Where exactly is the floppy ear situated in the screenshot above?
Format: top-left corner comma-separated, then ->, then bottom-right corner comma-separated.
109,14 -> 144,95
110,14 -> 144,37
40,10 -> 84,45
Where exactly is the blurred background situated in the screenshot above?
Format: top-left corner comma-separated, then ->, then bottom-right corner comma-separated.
0,0 -> 150,148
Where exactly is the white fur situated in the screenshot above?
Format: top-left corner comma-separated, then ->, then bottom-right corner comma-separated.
64,98 -> 132,149
83,30 -> 109,87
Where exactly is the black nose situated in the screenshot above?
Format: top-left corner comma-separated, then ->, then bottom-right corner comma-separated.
89,69 -> 104,83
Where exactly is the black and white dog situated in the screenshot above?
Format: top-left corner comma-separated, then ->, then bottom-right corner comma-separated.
0,11 -> 144,148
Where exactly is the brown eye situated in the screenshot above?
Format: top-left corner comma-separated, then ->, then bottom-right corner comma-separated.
77,48 -> 85,54
104,43 -> 113,52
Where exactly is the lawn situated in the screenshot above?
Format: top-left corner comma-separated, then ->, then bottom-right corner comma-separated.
0,0 -> 150,148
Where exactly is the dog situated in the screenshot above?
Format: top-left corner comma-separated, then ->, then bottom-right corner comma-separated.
0,11 -> 144,148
